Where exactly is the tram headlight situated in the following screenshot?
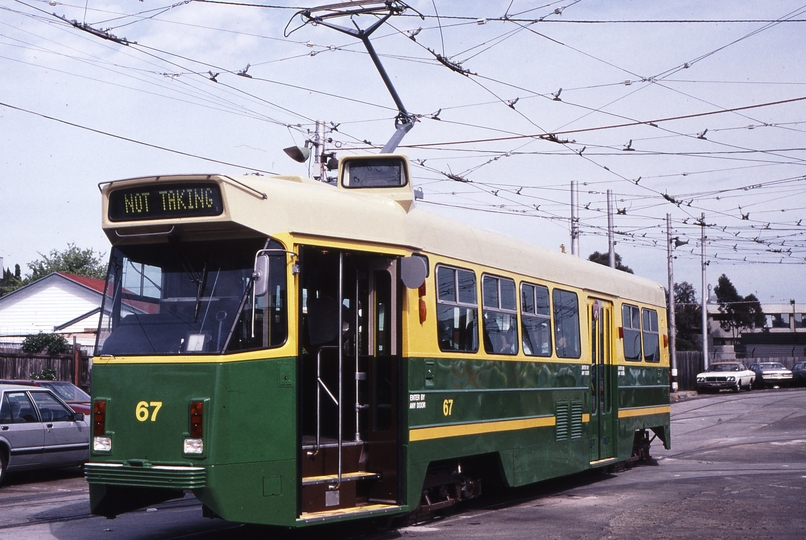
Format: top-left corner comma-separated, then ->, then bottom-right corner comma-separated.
94,436 -> 112,452
184,438 -> 204,454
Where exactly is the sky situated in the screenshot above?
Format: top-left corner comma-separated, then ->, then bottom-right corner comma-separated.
2,0 -> 806,304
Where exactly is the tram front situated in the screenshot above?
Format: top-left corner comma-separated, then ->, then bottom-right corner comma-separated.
86,177 -> 299,525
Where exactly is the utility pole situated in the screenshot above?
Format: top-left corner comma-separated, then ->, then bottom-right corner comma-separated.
607,189 -> 615,268
313,120 -> 327,183
570,181 -> 580,256
701,212 -> 709,370
667,214 -> 678,392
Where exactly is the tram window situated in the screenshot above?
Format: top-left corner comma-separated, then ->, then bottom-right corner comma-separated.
622,304 -> 642,361
553,289 -> 581,359
521,283 -> 551,357
436,265 -> 479,353
342,158 -> 406,188
96,237 -> 288,355
642,308 -> 660,362
482,275 -> 518,355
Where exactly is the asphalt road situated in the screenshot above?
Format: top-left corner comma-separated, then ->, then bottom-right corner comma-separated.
1,388 -> 804,540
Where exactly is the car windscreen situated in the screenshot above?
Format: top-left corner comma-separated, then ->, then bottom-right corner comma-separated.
40,382 -> 90,402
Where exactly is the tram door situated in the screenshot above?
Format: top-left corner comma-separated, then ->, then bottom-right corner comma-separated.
588,298 -> 615,462
299,248 -> 400,513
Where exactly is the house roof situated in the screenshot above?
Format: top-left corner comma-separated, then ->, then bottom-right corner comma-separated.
56,272 -> 106,294
0,272 -> 107,341
0,272 -> 106,304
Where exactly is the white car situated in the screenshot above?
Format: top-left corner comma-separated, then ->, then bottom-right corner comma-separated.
696,362 -> 755,393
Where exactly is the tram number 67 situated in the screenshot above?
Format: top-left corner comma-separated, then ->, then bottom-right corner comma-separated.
136,401 -> 163,422
442,398 -> 454,417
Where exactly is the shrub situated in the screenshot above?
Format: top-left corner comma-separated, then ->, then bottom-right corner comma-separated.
21,333 -> 72,355
30,368 -> 58,380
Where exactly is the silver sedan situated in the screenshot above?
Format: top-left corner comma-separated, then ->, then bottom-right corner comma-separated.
0,384 -> 89,485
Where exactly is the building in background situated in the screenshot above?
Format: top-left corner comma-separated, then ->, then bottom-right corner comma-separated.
707,301 -> 806,366
0,272 -> 104,353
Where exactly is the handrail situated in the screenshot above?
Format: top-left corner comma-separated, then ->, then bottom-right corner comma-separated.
312,345 -> 339,458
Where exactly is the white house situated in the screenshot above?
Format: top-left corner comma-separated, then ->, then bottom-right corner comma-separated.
0,272 -> 106,351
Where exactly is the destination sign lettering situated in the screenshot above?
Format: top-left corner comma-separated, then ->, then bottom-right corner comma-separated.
109,183 -> 224,222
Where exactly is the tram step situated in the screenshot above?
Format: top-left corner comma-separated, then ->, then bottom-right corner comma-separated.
301,442 -> 365,477
302,471 -> 380,486
297,503 -> 405,524
301,471 -> 381,513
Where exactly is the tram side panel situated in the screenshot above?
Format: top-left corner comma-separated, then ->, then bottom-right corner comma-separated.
401,268 -> 594,508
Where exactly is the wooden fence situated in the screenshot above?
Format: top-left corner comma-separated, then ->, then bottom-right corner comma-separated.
674,351 -> 704,391
0,348 -> 91,392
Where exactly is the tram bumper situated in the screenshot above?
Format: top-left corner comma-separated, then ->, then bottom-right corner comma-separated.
85,462 -> 205,518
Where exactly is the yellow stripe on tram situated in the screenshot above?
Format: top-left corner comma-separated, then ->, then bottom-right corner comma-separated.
618,405 -> 671,419
409,416 -> 556,442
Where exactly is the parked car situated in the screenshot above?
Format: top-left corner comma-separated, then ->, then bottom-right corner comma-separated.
791,362 -> 806,387
748,362 -> 793,389
0,380 -> 90,415
696,362 -> 755,393
0,384 -> 89,485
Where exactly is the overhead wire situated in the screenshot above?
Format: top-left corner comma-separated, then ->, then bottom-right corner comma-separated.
5,0 -> 806,270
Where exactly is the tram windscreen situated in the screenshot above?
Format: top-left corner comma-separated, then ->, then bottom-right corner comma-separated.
96,237 -> 288,355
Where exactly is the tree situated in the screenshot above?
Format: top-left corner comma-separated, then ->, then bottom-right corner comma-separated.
673,281 -> 701,351
26,243 -> 106,282
713,274 -> 764,338
0,264 -> 23,297
587,251 -> 634,274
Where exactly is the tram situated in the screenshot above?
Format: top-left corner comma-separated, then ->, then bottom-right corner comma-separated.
86,154 -> 670,527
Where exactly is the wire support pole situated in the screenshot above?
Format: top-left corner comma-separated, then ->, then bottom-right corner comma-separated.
607,189 -> 615,268
701,212 -> 709,370
570,181 -> 580,256
667,213 -> 678,391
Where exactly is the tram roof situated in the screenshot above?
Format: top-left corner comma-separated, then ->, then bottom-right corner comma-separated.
102,166 -> 665,307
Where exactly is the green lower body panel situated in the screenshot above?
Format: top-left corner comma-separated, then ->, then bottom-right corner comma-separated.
193,460 -> 297,526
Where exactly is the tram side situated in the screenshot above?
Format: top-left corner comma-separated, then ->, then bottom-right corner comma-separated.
397,249 -> 670,512
85,155 -> 669,528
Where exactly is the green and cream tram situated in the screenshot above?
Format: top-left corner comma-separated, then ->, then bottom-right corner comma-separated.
86,154 -> 670,527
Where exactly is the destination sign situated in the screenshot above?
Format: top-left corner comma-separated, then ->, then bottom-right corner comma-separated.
108,183 -> 224,222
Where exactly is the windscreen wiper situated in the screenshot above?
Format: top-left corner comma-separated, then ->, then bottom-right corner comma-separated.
194,263 -> 208,323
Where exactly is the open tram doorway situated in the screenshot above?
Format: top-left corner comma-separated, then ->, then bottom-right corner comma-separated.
588,298 -> 615,463
297,247 -> 401,516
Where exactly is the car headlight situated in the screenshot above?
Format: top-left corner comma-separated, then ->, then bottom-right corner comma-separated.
727,376 -> 735,381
